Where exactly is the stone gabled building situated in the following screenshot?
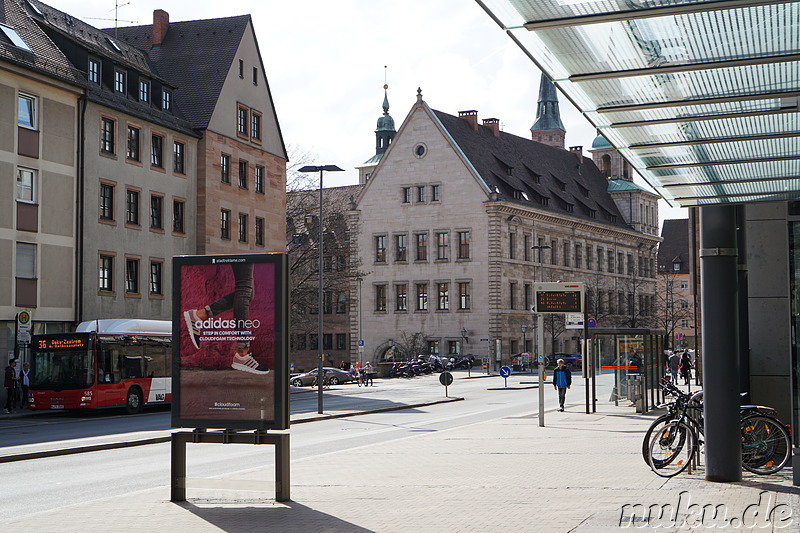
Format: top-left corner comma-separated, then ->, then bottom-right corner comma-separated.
350,83 -> 660,367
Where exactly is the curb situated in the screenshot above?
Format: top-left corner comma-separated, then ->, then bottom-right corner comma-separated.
0,396 -> 465,463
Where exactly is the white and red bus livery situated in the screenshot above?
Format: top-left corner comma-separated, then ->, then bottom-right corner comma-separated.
28,319 -> 171,413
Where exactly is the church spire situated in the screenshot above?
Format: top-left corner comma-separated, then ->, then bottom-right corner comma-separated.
374,67 -> 396,155
530,73 -> 566,149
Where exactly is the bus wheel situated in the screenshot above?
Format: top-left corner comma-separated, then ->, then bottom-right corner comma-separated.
126,387 -> 143,414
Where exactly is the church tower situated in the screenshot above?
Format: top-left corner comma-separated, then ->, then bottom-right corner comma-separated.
530,73 -> 566,149
357,82 -> 397,185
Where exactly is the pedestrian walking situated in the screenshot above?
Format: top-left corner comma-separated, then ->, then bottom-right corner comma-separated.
364,362 -> 375,386
679,350 -> 692,385
552,358 -> 572,412
20,362 -> 31,408
4,359 -> 19,413
668,351 -> 681,383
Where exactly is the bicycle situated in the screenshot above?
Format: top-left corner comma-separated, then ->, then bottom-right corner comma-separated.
643,379 -> 791,477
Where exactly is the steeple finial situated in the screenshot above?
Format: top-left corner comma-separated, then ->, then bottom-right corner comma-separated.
382,65 -> 390,115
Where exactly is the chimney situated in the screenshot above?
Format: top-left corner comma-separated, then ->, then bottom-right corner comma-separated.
458,110 -> 479,131
483,118 -> 500,137
569,146 -> 583,162
152,10 -> 169,47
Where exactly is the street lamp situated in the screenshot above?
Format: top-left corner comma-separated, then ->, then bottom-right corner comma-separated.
531,244 -> 551,427
299,165 -> 344,414
521,324 -> 528,371
355,276 -> 363,368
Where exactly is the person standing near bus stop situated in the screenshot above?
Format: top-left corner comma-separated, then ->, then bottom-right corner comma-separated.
4,359 -> 19,413
552,358 -> 572,412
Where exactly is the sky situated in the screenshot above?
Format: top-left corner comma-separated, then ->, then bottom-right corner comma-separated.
51,0 -> 688,226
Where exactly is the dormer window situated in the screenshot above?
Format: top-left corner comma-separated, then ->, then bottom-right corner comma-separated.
139,79 -> 150,103
162,89 -> 172,111
114,69 -> 126,94
87,57 -> 100,84
673,261 -> 681,271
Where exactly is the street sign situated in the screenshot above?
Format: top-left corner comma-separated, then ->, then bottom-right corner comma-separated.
499,366 -> 511,378
587,318 -> 597,328
358,339 -> 365,346
439,371 -> 453,386
565,313 -> 584,329
480,338 -> 489,342
16,311 -> 31,344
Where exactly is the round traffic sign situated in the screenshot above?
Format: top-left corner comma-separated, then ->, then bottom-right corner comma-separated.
439,371 -> 453,386
499,366 -> 511,378
587,318 -> 597,328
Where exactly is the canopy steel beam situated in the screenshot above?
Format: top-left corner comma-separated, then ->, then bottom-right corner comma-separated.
662,174 -> 800,188
609,106 -> 798,128
628,131 -> 800,150
673,188 -> 800,202
597,91 -> 800,114
646,154 -> 800,170
570,54 -> 800,82
523,0 -> 792,30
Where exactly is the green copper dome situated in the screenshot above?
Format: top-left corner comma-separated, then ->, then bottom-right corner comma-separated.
592,134 -> 613,150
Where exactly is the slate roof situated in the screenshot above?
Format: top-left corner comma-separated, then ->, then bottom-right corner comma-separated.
657,219 -> 690,274
432,109 -> 632,231
25,0 -> 197,136
110,15 -> 251,130
0,0 -> 84,86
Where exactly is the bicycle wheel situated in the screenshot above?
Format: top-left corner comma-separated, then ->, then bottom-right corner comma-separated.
741,415 -> 791,475
648,420 -> 696,477
641,414 -> 675,467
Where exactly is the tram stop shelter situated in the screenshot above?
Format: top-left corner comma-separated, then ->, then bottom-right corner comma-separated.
477,0 -> 800,484
584,328 -> 665,415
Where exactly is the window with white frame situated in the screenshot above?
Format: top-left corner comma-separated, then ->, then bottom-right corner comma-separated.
17,93 -> 36,129
16,242 -> 36,279
16,167 -> 35,202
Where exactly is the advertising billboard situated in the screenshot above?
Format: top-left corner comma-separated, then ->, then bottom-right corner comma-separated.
172,254 -> 289,430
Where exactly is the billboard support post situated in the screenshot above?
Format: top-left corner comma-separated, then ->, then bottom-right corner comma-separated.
171,430 -> 290,502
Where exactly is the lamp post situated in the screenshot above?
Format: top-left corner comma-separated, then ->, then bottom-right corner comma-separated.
521,324 -> 528,372
299,165 -> 344,414
356,276 -> 363,368
531,244 -> 551,426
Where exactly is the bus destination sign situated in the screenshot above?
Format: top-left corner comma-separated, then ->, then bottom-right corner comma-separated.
35,337 -> 89,350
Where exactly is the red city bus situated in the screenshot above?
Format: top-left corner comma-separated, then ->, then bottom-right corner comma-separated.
28,319 -> 171,414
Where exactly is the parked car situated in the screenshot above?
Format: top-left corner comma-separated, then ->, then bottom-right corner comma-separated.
547,353 -> 582,369
290,367 -> 355,387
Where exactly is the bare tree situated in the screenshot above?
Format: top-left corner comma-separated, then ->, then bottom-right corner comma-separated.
286,145 -> 365,342
393,331 -> 429,361
654,266 -> 692,350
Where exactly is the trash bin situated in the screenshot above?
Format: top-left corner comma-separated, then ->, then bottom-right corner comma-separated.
627,374 -> 643,413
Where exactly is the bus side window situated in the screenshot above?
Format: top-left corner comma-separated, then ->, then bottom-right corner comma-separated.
121,345 -> 143,379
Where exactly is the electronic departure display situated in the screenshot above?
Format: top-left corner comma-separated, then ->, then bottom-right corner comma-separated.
34,337 -> 89,350
536,290 -> 582,313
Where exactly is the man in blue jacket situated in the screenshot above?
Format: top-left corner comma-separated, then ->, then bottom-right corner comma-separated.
552,358 -> 572,412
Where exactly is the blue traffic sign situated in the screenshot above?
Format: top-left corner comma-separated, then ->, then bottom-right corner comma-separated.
358,339 -> 365,346
499,366 -> 511,378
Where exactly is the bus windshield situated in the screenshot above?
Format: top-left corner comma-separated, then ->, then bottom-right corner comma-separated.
31,336 -> 95,390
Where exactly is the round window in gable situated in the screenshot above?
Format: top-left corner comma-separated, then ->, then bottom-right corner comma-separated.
414,143 -> 427,158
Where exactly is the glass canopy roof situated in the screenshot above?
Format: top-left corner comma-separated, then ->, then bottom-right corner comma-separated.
477,0 -> 800,206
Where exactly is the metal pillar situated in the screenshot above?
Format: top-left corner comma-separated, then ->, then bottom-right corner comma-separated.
700,205 -> 742,482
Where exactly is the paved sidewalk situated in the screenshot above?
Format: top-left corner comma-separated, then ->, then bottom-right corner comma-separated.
3,385 -> 799,532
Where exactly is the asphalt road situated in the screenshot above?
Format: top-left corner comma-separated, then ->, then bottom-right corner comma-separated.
0,371 -> 614,522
